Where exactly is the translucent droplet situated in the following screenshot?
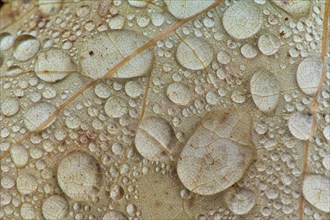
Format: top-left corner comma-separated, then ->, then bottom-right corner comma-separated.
78,30 -> 154,79
250,71 -> 280,112
13,35 -> 40,61
258,34 -> 280,56
296,57 -> 322,96
223,1 -> 263,40
57,151 -> 102,202
0,32 -> 14,51
288,113 -> 313,140
35,47 -> 76,82
23,102 -> 56,131
166,82 -> 192,105
176,37 -> 213,70
135,117 -> 173,162
303,174 -> 330,213
224,188 -> 256,215
165,0 -> 216,19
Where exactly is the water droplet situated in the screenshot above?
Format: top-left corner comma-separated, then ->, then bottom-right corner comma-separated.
16,173 -> 38,194
165,0 -> 216,19
223,1 -> 263,40
13,35 -> 40,61
258,34 -> 280,56
102,210 -> 128,220
303,174 -> 330,213
177,110 -> 254,195
23,102 -> 56,131
224,188 -> 256,215
125,81 -> 143,98
288,112 -> 313,140
57,151 -> 102,202
78,30 -> 154,79
35,47 -> 76,82
1,97 -> 20,117
176,37 -> 213,70
250,71 -> 280,112
128,0 -> 148,8
108,15 -> 125,30
270,0 -> 311,18
135,117 -> 173,162
296,57 -> 322,96
217,50 -> 231,65
10,145 -> 29,167
166,82 -> 192,105
104,97 -> 127,118
42,195 -> 69,220
0,32 -> 14,50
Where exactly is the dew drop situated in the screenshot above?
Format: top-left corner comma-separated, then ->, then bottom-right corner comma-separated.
176,37 -> 213,70
13,35 -> 40,61
223,1 -> 263,40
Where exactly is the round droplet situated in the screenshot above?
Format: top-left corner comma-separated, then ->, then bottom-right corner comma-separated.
288,113 -> 313,140
302,174 -> 330,213
16,173 -> 38,194
176,37 -> 213,70
270,0 -> 311,18
42,195 -> 69,220
104,97 -> 127,118
125,81 -> 143,98
95,83 -> 111,99
128,0 -> 148,8
224,188 -> 256,215
35,47 -> 76,82
13,35 -> 40,61
223,1 -> 263,40
103,211 -> 128,220
0,32 -> 14,51
10,145 -> 29,167
110,184 -> 124,200
323,125 -> 330,142
21,203 -> 36,220
177,110 -> 254,195
250,71 -> 280,112
108,15 -> 125,30
322,155 -> 330,170
254,0 -> 266,4
1,176 -> 15,189
78,30 -> 154,79
296,57 -> 322,96
57,151 -> 102,202
165,0 -> 216,19
241,44 -> 258,59
1,98 -> 20,117
38,0 -> 63,15
135,117 -> 173,162
166,82 -> 192,105
217,50 -> 231,65
258,34 -> 280,55
23,102 -> 56,131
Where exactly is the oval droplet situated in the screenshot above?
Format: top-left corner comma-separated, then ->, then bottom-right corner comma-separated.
57,151 -> 102,202
35,47 -> 76,82
78,30 -> 154,79
250,71 -> 280,112
165,0 -> 216,19
296,57 -> 322,96
13,35 -> 40,61
135,117 -> 173,162
223,1 -> 263,40
176,37 -> 213,70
